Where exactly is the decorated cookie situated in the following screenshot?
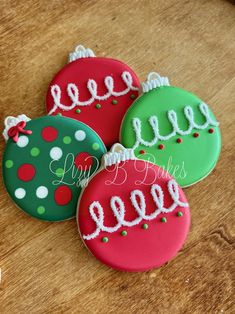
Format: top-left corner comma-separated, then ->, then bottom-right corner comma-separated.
120,72 -> 221,187
2,114 -> 106,221
45,45 -> 140,148
77,144 -> 190,272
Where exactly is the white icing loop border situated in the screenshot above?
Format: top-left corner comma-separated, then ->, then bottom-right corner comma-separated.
83,179 -> 188,240
2,114 -> 31,141
49,71 -> 139,115
68,45 -> 95,62
132,102 -> 219,149
142,72 -> 170,93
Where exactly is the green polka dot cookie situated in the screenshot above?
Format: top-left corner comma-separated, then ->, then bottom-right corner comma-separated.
120,73 -> 221,187
2,114 -> 106,221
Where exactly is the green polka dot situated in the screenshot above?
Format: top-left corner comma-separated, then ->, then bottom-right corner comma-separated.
92,143 -> 100,150
102,237 -> 109,243
112,99 -> 118,105
121,230 -> 127,236
5,160 -> 13,168
161,217 -> 167,223
55,168 -> 64,177
177,211 -> 183,217
57,113 -> 62,116
63,136 -> 72,144
130,94 -> 136,99
75,109 -> 81,114
30,147 -> 40,157
37,206 -> 45,215
142,223 -> 148,230
95,104 -> 101,109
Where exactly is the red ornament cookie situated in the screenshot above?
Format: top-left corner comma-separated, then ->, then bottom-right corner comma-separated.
77,144 -> 190,272
46,45 -> 140,147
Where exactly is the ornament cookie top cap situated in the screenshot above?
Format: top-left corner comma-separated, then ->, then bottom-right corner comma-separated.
46,44 -> 141,147
102,143 -> 135,167
3,115 -> 32,142
141,72 -> 170,93
68,45 -> 95,62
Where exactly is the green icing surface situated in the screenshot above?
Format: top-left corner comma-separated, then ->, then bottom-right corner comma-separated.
3,115 -> 106,221
121,86 -> 221,187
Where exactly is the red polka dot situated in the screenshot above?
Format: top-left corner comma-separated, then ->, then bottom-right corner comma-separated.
193,132 -> 199,138
209,128 -> 214,134
54,185 -> 72,206
17,164 -> 36,182
158,144 -> 164,150
139,150 -> 145,154
74,152 -> 93,171
176,138 -> 182,143
41,126 -> 58,142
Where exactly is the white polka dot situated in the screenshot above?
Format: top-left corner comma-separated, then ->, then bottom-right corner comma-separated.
50,147 -> 63,160
17,136 -> 29,148
75,130 -> 86,141
36,186 -> 48,199
15,188 -> 26,199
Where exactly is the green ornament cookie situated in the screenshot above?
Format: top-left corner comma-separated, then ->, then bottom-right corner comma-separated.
120,73 -> 221,187
2,114 -> 106,221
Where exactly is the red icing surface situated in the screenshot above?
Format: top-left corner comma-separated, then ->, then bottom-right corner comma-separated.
74,152 -> 93,171
46,57 -> 140,147
41,126 -> 58,142
17,164 -> 36,182
78,160 -> 190,272
54,185 -> 72,206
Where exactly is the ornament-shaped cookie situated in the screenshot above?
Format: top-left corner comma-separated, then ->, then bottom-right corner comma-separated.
46,45 -> 140,147
2,114 -> 106,221
120,73 -> 221,187
77,144 -> 190,272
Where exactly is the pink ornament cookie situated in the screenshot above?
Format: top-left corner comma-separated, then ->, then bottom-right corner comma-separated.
46,45 -> 140,147
77,144 -> 190,272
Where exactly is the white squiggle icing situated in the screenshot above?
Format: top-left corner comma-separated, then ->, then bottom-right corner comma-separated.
68,45 -> 95,62
48,71 -> 139,115
142,72 -> 170,93
132,102 -> 219,149
83,179 -> 188,240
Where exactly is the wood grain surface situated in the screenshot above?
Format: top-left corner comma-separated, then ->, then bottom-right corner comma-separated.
0,1 -> 235,313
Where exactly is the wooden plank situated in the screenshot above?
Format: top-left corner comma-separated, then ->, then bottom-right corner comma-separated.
0,0 -> 234,313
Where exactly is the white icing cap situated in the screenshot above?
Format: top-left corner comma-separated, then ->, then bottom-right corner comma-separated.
68,45 -> 95,62
2,114 -> 31,141
103,144 -> 136,167
142,72 -> 170,93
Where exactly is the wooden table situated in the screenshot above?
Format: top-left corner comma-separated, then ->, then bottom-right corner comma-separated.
1,1 -> 234,313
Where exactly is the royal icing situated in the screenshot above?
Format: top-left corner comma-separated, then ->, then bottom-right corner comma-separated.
2,115 -> 106,221
46,45 -> 140,147
132,102 -> 219,149
77,145 -> 190,272
83,179 -> 188,240
120,73 -> 221,187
